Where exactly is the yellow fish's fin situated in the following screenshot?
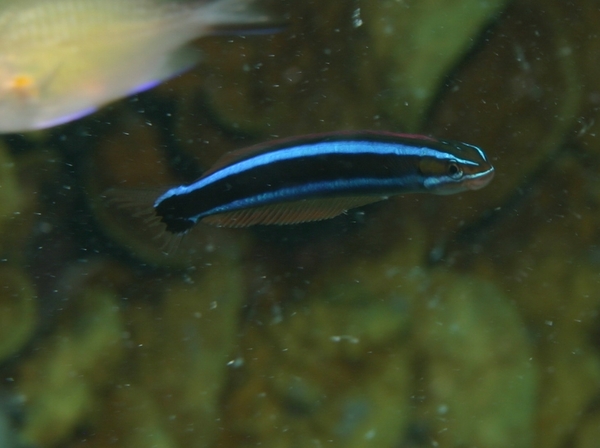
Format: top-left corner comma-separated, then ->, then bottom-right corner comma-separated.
201,196 -> 386,228
164,44 -> 201,73
197,0 -> 275,29
126,45 -> 200,97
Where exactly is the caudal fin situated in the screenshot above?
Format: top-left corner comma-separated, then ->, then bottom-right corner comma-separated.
102,187 -> 183,255
195,0 -> 285,34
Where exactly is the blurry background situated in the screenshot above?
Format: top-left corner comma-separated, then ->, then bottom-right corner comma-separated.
0,0 -> 599,447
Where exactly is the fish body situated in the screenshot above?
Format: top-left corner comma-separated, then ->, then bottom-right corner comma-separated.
149,131 -> 495,233
0,0 -> 272,132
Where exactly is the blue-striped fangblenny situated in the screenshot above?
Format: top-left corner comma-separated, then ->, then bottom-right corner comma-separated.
113,131 -> 494,233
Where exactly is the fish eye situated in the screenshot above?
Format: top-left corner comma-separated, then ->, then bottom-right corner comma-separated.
447,161 -> 463,179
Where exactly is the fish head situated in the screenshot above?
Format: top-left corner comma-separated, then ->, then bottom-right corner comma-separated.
420,140 -> 494,194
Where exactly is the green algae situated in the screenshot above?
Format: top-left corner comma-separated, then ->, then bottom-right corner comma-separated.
413,273 -> 535,448
218,225 -> 535,447
0,267 -> 36,363
361,0 -> 510,131
18,286 -> 124,447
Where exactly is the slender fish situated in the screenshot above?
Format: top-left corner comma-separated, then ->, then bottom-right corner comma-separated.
111,131 -> 494,234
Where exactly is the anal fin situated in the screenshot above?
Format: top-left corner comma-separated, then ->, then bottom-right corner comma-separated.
201,196 -> 387,228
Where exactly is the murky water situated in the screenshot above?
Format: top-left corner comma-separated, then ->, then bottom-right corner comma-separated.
0,1 -> 598,447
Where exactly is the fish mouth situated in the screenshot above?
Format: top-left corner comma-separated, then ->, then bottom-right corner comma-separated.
466,167 -> 495,190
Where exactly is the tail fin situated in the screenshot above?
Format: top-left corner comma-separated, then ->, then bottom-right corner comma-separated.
102,187 -> 183,256
195,0 -> 285,35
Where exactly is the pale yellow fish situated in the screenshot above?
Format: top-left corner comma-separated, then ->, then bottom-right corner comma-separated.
0,0 -> 273,133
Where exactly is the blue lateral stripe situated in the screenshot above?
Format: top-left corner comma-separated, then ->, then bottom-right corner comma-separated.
156,140 -> 479,204
194,168 -> 492,220
190,175 -> 424,222
461,142 -> 487,161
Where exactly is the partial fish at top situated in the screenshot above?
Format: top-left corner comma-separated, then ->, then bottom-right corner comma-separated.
0,0 -> 276,133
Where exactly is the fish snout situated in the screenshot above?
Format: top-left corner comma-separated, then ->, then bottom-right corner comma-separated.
466,167 -> 495,190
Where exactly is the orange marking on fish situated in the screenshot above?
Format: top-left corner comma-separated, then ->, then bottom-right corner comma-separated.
6,74 -> 38,99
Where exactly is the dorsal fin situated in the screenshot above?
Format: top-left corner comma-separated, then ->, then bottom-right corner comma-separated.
203,141 -> 276,176
201,196 -> 387,228
202,134 -> 336,176
204,131 -> 437,176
